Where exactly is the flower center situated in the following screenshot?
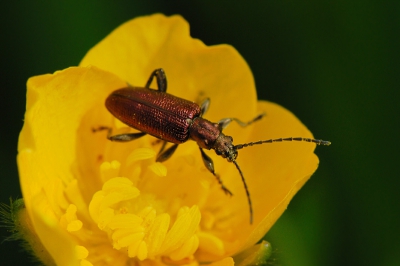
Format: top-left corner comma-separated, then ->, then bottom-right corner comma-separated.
87,146 -> 202,262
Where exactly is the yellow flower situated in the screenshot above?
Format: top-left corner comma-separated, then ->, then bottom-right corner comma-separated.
17,14 -> 320,265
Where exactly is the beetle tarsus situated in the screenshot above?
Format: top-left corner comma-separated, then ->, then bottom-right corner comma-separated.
219,179 -> 234,196
199,148 -> 233,196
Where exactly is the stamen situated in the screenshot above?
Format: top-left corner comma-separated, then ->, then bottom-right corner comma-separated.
137,241 -> 148,260
198,232 -> 225,256
88,175 -> 202,261
100,160 -> 121,182
126,148 -> 156,165
61,204 -> 83,232
107,214 -> 143,229
148,162 -> 167,176
200,211 -> 215,230
146,213 -> 170,258
128,240 -> 142,258
115,231 -> 145,248
169,234 -> 199,261
160,206 -> 201,254
138,206 -> 157,227
65,204 -> 78,221
75,245 -> 89,259
97,207 -> 114,230
112,227 -> 144,241
75,245 -> 92,266
67,220 -> 83,232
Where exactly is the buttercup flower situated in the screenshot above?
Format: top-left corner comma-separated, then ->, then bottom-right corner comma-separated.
17,14 -> 320,265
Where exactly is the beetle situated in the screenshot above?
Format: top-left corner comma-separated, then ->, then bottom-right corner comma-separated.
101,68 -> 331,224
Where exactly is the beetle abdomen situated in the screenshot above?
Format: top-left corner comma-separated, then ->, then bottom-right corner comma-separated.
106,87 -> 201,144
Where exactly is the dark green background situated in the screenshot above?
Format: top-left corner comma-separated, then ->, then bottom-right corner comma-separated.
1,1 -> 399,265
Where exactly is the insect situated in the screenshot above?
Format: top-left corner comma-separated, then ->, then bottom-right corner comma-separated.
101,68 -> 331,224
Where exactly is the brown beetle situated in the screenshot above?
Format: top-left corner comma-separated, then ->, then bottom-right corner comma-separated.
101,68 -> 331,223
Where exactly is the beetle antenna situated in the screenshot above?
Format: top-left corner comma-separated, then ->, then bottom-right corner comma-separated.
235,137 -> 331,150
232,160 -> 253,224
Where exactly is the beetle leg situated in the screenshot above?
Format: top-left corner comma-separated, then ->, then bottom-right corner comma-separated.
108,132 -> 147,142
156,141 -> 167,158
217,112 -> 266,130
199,148 -> 233,196
145,68 -> 167,92
199,98 -> 210,117
92,126 -> 112,134
92,126 -> 147,142
156,143 -> 179,162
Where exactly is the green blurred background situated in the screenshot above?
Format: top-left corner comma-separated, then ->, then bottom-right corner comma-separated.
1,1 -> 399,265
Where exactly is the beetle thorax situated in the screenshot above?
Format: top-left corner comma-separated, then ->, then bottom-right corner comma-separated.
189,117 -> 238,161
189,117 -> 221,149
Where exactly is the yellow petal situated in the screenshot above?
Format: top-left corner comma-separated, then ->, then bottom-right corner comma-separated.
233,101 -> 319,250
17,150 -> 78,266
18,67 -> 126,264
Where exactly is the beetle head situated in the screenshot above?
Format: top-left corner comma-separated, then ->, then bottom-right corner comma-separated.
214,134 -> 238,162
